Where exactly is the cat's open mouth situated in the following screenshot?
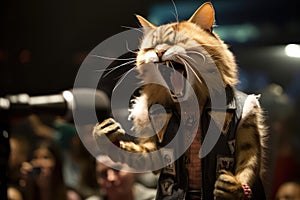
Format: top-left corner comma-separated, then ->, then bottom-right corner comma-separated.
157,60 -> 187,99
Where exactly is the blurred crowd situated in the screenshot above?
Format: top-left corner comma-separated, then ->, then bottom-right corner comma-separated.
3,83 -> 300,200
6,112 -> 158,200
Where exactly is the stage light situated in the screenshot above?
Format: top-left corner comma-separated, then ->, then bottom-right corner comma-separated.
285,44 -> 300,58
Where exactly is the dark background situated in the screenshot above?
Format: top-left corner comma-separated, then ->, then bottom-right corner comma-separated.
0,0 -> 299,96
1,0 -> 300,198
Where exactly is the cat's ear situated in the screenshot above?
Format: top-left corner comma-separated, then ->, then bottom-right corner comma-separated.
188,2 -> 215,31
136,15 -> 157,32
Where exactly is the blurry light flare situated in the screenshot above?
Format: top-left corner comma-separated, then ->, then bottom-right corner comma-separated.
18,94 -> 30,103
62,90 -> 74,102
7,94 -> 29,104
285,44 -> 300,58
62,90 -> 74,110
214,23 -> 260,43
0,98 -> 10,109
29,95 -> 64,105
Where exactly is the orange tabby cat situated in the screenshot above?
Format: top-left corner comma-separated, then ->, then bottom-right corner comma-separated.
93,2 -> 267,199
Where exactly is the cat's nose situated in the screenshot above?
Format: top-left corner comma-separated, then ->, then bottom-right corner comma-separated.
155,49 -> 166,60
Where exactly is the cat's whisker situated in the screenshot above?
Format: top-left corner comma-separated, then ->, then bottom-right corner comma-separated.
94,66 -> 126,74
113,67 -> 137,91
178,54 -> 197,65
103,59 -> 136,78
185,51 -> 206,63
125,41 -> 139,54
177,57 -> 202,84
90,54 -> 136,61
94,69 -> 109,72
171,0 -> 179,23
121,25 -> 144,33
94,63 -> 133,73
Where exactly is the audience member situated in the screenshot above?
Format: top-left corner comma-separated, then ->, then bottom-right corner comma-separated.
86,155 -> 156,200
8,135 -> 30,187
275,181 -> 300,200
20,139 -> 83,200
64,133 -> 99,197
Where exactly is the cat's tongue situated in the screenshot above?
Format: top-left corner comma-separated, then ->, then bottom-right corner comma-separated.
170,69 -> 185,97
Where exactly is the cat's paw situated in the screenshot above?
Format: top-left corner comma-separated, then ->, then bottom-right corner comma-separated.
93,118 -> 125,143
213,170 -> 245,200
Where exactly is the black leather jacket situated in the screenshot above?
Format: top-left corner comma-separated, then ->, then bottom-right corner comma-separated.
155,88 -> 266,200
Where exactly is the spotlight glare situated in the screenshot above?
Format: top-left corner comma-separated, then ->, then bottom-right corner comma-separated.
285,44 -> 300,58
62,90 -> 73,102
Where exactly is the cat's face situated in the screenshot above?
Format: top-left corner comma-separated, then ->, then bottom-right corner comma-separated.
136,3 -> 238,105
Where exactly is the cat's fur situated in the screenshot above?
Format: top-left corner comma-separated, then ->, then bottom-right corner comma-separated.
93,2 -> 267,199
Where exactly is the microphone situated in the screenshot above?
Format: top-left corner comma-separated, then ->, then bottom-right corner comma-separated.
0,88 -> 110,123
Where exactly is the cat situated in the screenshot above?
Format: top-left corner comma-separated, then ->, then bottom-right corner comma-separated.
93,2 -> 268,199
